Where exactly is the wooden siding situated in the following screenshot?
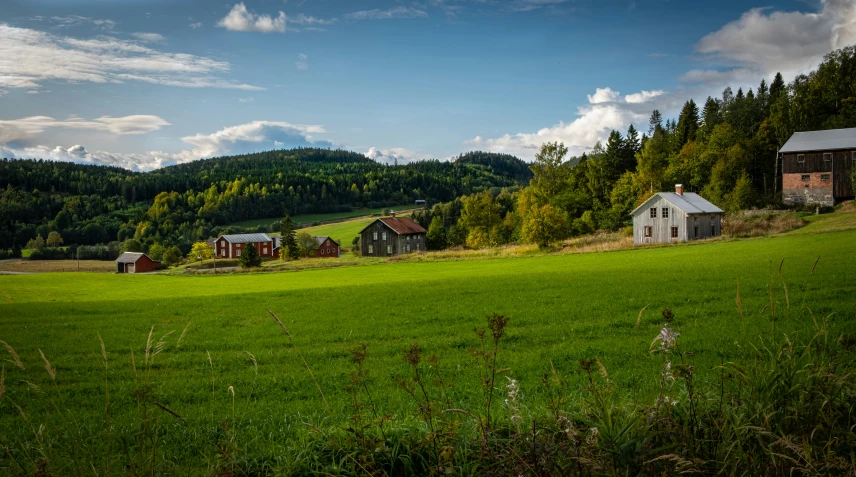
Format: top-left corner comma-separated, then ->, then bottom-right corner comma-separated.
360,220 -> 425,257
632,196 -> 722,246
216,238 -> 275,259
781,150 -> 854,201
314,238 -> 340,258
833,152 -> 854,198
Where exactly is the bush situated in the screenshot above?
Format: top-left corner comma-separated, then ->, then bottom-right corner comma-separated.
722,212 -> 805,237
28,247 -> 74,260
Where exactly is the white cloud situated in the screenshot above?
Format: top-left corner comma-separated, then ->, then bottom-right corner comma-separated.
296,53 -> 308,70
364,147 -> 428,165
0,24 -> 262,92
238,97 -> 255,103
189,22 -> 203,29
685,0 -> 856,85
0,121 -> 332,171
288,13 -> 337,25
0,115 -> 171,143
509,0 -> 572,12
217,3 -> 286,33
344,7 -> 428,21
469,86 -> 680,160
131,32 -> 166,43
50,16 -> 116,30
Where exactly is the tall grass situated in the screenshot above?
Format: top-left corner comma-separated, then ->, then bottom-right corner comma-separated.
0,266 -> 853,475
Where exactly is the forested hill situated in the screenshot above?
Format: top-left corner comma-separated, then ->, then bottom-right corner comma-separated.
0,149 -> 530,250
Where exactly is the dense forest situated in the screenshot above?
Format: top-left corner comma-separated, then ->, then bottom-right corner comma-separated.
412,46 -> 856,249
0,149 -> 529,253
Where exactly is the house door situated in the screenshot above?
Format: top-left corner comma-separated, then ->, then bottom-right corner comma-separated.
128,263 -> 135,273
833,152 -> 853,198
117,263 -> 124,273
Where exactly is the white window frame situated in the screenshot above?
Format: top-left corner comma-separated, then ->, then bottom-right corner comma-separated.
801,174 -> 810,182
387,245 -> 392,254
823,152 -> 832,162
368,245 -> 373,254
820,174 -> 830,181
373,232 -> 378,240
797,154 -> 805,163
382,232 -> 387,241
644,226 -> 652,238
649,207 -> 657,219
236,250 -> 241,257
661,207 -> 669,219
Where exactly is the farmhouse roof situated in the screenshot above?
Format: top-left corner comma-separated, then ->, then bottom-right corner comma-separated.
779,127 -> 856,153
218,233 -> 273,244
115,252 -> 159,264
313,236 -> 339,247
631,192 -> 724,216
359,217 -> 427,235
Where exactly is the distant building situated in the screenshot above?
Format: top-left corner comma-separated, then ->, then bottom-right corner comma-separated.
312,236 -> 340,258
415,199 -> 427,207
358,212 -> 427,257
115,252 -> 160,273
214,233 -> 279,259
631,185 -> 724,246
779,128 -> 856,206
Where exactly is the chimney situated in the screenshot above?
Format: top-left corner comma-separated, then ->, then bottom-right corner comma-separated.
675,184 -> 684,196
389,211 -> 396,218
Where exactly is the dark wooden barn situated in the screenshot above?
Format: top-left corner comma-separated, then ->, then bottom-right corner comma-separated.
115,252 -> 160,273
779,128 -> 856,206
359,213 -> 427,257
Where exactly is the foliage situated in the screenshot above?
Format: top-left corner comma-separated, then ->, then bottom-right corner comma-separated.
426,216 -> 447,250
296,231 -> 319,258
162,246 -> 183,267
279,215 -> 299,261
46,231 -> 63,247
521,204 -> 568,247
189,241 -> 213,261
147,242 -> 165,261
25,234 -> 45,251
238,243 -> 262,268
121,238 -> 144,253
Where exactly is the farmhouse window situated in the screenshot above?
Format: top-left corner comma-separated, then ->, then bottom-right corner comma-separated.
662,207 -> 669,219
387,245 -> 392,254
797,154 -> 805,163
373,232 -> 378,240
382,232 -> 387,240
649,207 -> 657,218
321,249 -> 324,254
823,153 -> 832,162
671,226 -> 678,238
821,174 -> 830,181
644,226 -> 652,238
368,245 -> 373,254
801,174 -> 810,181
327,248 -> 330,254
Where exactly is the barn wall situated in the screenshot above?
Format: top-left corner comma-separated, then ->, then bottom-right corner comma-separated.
783,173 -> 834,206
314,238 -> 340,258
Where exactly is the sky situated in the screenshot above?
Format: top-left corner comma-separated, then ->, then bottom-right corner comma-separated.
0,0 -> 854,170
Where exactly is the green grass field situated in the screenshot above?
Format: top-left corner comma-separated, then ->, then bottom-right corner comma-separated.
1,218 -> 854,473
229,206 -> 414,228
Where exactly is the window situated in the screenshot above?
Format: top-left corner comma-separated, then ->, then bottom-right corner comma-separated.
801,174 -> 810,181
711,225 -> 716,236
671,226 -> 678,238
327,248 -> 330,254
649,207 -> 657,218
823,152 -> 832,162
821,174 -> 830,181
387,245 -> 392,254
797,154 -> 805,163
644,226 -> 652,238
320,248 -> 324,254
368,245 -> 373,254
694,226 -> 699,238
382,232 -> 387,241
416,244 -> 420,250
662,207 -> 669,219
236,250 -> 241,257
373,232 -> 378,240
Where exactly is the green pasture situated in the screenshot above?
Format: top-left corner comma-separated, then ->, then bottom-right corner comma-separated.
1,227 -> 854,471
229,206 -> 414,228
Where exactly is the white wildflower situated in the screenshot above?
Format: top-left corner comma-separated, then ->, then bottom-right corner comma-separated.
505,376 -> 522,431
586,427 -> 599,445
651,325 -> 680,353
662,361 -> 675,385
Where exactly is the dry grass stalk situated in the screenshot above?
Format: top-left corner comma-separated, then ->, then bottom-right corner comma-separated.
144,326 -> 154,365
154,401 -> 187,423
595,357 -> 608,378
1,340 -> 24,370
267,309 -> 292,340
636,304 -> 649,329
244,351 -> 258,375
153,330 -> 175,357
97,333 -> 107,366
38,349 -> 55,380
175,322 -> 191,349
267,309 -> 330,413
811,257 -> 819,275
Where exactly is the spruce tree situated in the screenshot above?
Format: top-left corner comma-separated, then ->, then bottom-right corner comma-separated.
279,214 -> 299,260
240,243 -> 262,268
675,99 -> 701,147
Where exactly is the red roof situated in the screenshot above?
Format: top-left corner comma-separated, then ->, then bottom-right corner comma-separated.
361,216 -> 427,235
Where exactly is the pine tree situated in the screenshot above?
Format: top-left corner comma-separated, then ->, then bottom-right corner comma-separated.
240,243 -> 262,268
770,72 -> 785,99
675,99 -> 701,147
648,110 -> 663,135
279,214 -> 299,260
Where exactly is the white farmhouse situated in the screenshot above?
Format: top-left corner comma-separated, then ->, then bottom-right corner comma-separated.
631,185 -> 724,246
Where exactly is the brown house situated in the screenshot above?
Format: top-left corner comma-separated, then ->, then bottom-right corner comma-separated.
779,128 -> 856,206
359,213 -> 427,257
214,233 -> 279,259
312,236 -> 340,258
115,252 -> 160,273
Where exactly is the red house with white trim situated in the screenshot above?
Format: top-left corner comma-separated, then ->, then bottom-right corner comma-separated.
214,233 -> 280,259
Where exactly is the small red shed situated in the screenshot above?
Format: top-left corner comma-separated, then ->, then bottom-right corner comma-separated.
115,252 -> 160,273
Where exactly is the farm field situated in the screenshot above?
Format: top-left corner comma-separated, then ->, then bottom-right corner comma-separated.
0,226 -> 854,472
229,206 -> 415,228
0,259 -> 116,273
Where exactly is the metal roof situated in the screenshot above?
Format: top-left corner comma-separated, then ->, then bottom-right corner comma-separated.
631,192 -> 724,216
218,233 -> 272,244
313,236 -> 339,247
779,128 -> 856,153
115,252 -> 155,263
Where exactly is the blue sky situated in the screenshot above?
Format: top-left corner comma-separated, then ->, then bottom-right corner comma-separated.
1,0 -> 852,170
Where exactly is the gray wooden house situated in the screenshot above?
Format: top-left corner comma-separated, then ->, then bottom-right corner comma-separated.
358,212 -> 427,257
631,185 -> 724,246
778,127 -> 856,206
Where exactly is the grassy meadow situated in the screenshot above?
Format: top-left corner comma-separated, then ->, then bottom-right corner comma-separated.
230,206 -> 416,228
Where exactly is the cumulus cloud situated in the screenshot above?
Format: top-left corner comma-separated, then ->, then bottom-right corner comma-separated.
0,121 -> 332,171
344,7 -> 428,21
0,24 -> 262,92
131,32 -> 166,43
469,86 -> 680,160
364,147 -> 428,165
217,3 -> 286,33
189,22 -> 203,29
295,53 -> 308,70
684,0 -> 856,85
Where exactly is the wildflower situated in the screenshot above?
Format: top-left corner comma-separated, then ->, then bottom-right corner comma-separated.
586,427 -> 599,445
651,325 -> 680,353
505,376 -> 522,430
662,361 -> 675,384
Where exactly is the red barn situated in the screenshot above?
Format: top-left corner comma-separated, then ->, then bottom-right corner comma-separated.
115,252 -> 160,273
214,233 -> 279,259
312,236 -> 340,258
